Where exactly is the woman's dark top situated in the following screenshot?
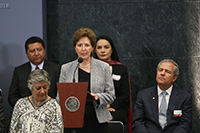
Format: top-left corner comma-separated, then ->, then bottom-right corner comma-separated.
75,68 -> 107,133
110,64 -> 130,124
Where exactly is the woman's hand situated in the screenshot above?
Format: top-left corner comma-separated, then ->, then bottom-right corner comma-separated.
90,93 -> 99,100
107,104 -> 116,112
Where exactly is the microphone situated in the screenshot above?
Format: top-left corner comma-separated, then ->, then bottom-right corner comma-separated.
73,57 -> 83,82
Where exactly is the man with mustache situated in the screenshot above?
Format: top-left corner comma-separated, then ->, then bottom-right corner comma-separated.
8,36 -> 61,108
132,59 -> 192,133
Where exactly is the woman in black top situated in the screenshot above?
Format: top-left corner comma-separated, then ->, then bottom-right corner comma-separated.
94,35 -> 131,125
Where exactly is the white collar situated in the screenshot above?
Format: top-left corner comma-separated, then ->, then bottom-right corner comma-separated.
30,61 -> 44,71
157,85 -> 173,96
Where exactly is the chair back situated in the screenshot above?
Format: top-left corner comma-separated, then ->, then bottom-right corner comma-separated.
108,121 -> 124,133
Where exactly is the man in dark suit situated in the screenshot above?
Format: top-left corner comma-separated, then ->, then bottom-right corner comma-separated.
8,36 -> 60,108
132,59 -> 192,133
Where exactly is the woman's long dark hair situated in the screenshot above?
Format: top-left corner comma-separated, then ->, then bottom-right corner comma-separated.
94,35 -> 120,62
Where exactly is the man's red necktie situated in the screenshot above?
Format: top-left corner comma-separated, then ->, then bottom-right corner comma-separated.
35,66 -> 39,70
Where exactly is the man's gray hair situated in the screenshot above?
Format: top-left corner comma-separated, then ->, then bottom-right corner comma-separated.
27,69 -> 51,91
157,59 -> 179,76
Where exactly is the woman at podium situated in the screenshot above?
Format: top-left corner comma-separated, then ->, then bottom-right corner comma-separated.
9,69 -> 64,133
58,27 -> 115,133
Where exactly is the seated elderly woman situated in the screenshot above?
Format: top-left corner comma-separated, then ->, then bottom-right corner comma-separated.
9,69 -> 63,133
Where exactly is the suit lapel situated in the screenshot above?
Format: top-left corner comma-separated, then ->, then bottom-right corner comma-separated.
167,86 -> 179,125
43,60 -> 48,70
90,58 -> 96,92
149,86 -> 159,124
27,62 -> 31,72
24,63 -> 31,93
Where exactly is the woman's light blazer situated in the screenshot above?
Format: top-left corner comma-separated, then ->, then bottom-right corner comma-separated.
58,57 -> 115,123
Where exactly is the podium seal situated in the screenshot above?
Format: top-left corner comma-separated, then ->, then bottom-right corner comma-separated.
65,96 -> 80,112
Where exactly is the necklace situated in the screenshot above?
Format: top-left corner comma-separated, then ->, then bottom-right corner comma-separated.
79,64 -> 91,68
31,95 -> 48,107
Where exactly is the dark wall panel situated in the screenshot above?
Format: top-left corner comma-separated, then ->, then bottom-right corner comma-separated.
47,1 -> 200,132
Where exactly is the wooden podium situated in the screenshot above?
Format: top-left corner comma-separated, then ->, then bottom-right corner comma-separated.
57,82 -> 88,128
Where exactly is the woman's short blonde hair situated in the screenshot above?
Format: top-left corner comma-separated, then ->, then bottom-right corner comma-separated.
72,27 -> 96,51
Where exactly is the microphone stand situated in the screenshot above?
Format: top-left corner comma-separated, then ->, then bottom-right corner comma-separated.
72,57 -> 83,82
71,57 -> 83,133
73,64 -> 79,82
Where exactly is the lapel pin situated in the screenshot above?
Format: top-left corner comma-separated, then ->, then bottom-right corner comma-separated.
153,97 -> 155,99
